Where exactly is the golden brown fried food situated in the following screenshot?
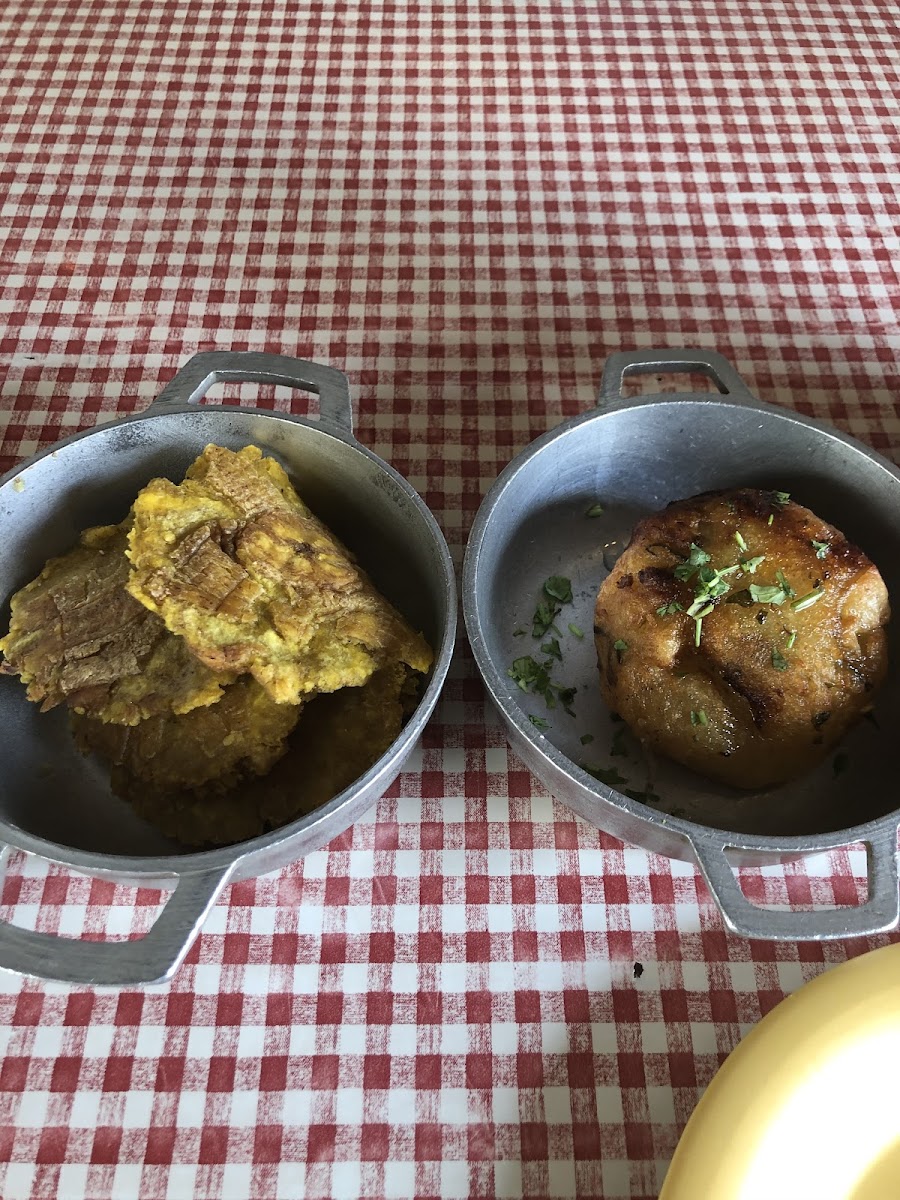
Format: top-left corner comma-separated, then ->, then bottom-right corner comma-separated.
75,663 -> 413,847
125,445 -> 432,704
594,489 -> 889,789
0,523 -> 229,725
71,676 -> 302,841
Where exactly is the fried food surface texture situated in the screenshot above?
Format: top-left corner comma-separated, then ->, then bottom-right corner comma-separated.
126,445 -> 432,704
0,523 -> 229,724
594,489 -> 889,789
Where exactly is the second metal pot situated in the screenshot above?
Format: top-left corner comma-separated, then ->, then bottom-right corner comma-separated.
464,349 -> 900,941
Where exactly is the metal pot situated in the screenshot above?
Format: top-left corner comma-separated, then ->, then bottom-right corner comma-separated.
0,352 -> 456,985
464,349 -> 900,941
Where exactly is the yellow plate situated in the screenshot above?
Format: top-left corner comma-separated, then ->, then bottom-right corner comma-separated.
660,942 -> 900,1200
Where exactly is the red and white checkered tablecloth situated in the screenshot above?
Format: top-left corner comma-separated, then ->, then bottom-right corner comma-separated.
2,1 -> 900,1197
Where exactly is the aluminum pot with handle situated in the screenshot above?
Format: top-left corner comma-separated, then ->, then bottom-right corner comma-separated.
463,348 -> 900,941
0,352 -> 457,986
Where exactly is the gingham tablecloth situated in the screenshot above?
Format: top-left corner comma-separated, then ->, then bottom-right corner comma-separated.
2,2 -> 900,1197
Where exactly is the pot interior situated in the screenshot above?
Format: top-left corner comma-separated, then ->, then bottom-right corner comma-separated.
0,408 -> 450,859
472,397 -> 900,839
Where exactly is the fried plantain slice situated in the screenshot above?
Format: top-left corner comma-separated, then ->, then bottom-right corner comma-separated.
74,663 -> 414,848
0,523 -> 230,725
71,675 -> 302,837
125,445 -> 432,705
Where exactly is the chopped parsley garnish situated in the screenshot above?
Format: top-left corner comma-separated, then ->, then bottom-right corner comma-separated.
786,631 -> 797,650
833,752 -> 850,778
532,600 -> 559,638
509,655 -> 577,716
541,638 -> 562,662
740,555 -> 765,574
582,763 -> 627,787
811,539 -> 829,559
656,601 -> 684,617
749,577 -> 792,605
531,576 -> 574,638
544,576 -> 573,603
791,589 -> 824,613
694,617 -> 703,647
513,628 -> 526,637
585,503 -> 605,518
690,709 -> 709,727
771,647 -> 789,671
613,638 -> 628,653
686,563 -> 739,617
767,514 -> 774,526
509,656 -> 552,694
776,569 -> 795,598
673,542 -> 711,581
580,733 -> 594,745
772,491 -> 791,507
529,715 -> 549,730
568,622 -> 584,639
733,531 -> 748,551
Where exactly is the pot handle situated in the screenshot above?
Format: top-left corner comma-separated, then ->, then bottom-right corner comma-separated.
0,858 -> 235,987
148,351 -> 354,435
686,823 -> 900,941
598,349 -> 759,408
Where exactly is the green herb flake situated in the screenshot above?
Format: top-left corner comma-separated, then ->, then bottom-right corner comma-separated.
556,686 -> 577,716
833,752 -> 850,778
513,627 -> 526,637
673,542 -> 711,581
786,631 -> 797,650
734,530 -> 748,551
768,514 -> 774,526
532,599 -> 560,638
772,490 -> 791,507
582,763 -> 627,787
690,709 -> 709,727
740,555 -> 765,574
585,503 -> 605,518
529,715 -> 549,730
749,567 -> 795,606
775,569 -> 795,598
508,656 -> 548,693
544,575 -> 573,604
541,638 -> 563,662
656,601 -> 684,617
694,617 -> 703,647
580,733 -> 594,745
568,622 -> 584,639
613,638 -> 628,653
791,589 -> 824,613
771,647 -> 789,671
811,539 -> 830,559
